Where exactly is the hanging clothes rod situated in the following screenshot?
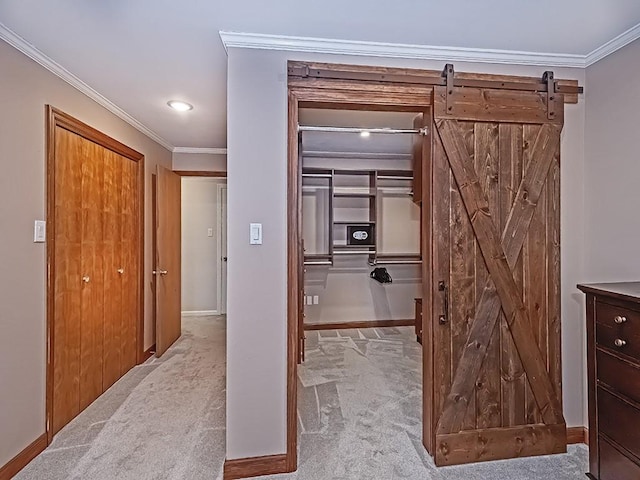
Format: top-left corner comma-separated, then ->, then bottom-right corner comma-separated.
298,125 -> 428,135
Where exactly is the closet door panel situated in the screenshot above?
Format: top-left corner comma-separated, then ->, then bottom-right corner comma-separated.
431,87 -> 565,466
497,124 -> 526,427
102,149 -> 123,390
79,138 -> 105,410
120,157 -> 138,372
52,128 -> 83,434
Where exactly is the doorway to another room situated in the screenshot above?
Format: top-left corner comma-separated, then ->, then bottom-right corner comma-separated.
181,176 -> 228,319
295,107 -> 426,477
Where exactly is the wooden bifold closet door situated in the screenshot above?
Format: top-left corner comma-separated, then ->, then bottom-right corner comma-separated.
428,86 -> 565,465
49,109 -> 142,436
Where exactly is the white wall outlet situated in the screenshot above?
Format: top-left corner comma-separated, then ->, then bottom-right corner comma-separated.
34,220 -> 46,243
313,295 -> 319,305
207,227 -> 214,237
250,223 -> 262,245
307,295 -> 313,306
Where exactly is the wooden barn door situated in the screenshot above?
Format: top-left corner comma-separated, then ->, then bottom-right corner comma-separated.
430,85 -> 565,465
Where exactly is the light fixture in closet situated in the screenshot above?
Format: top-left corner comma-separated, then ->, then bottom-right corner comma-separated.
167,100 -> 193,111
360,130 -> 371,138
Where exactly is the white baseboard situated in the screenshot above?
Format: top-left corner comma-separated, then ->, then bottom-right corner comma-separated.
181,310 -> 219,317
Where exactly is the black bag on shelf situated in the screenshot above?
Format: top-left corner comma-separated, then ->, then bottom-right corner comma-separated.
370,267 -> 392,284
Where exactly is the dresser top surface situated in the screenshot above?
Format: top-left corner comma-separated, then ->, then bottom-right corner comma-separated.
578,282 -> 640,303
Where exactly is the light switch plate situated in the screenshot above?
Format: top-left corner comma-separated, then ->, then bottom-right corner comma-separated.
250,223 -> 262,245
207,228 -> 214,237
34,220 -> 46,243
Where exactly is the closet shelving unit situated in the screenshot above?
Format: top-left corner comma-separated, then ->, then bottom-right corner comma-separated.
302,167 -> 422,266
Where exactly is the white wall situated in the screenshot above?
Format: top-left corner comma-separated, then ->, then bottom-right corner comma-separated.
0,40 -> 172,467
584,38 -> 640,428
226,47 -> 586,460
172,152 -> 226,171
584,39 -> 640,281
181,177 -> 226,313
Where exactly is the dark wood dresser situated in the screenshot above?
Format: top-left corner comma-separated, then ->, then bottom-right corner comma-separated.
578,282 -> 640,480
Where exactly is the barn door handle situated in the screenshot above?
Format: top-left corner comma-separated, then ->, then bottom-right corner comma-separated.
438,281 -> 449,324
438,281 -> 448,325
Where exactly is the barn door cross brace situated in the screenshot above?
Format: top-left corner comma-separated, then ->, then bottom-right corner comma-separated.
434,119 -> 565,432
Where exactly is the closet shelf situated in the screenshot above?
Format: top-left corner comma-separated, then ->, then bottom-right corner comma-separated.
333,192 -> 376,198
333,221 -> 376,225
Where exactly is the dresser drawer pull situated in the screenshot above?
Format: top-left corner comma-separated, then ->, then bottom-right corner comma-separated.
614,338 -> 627,347
614,315 -> 628,324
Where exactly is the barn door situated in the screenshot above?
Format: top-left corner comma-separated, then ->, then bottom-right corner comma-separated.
430,85 -> 565,466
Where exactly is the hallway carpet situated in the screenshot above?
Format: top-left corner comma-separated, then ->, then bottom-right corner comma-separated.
17,319 -> 587,479
15,315 -> 226,480
258,327 -> 588,480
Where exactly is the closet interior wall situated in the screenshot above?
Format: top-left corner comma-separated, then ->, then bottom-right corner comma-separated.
300,109 -> 422,327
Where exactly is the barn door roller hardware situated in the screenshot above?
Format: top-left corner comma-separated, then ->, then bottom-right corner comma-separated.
543,70 -> 557,120
288,63 -> 584,98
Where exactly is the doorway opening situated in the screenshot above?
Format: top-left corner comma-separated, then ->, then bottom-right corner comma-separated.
295,107 -> 427,474
180,176 -> 228,318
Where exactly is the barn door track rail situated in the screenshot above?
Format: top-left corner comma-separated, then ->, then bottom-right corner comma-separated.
288,63 -> 583,102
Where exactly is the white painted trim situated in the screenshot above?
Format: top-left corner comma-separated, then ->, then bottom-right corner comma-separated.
585,23 -> 640,67
0,22 -> 174,151
181,310 -> 220,317
220,31 -> 587,68
221,25 -> 640,69
217,183 -> 228,315
173,147 -> 228,155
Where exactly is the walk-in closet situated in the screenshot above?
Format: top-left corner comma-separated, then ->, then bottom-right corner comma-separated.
298,108 -> 425,349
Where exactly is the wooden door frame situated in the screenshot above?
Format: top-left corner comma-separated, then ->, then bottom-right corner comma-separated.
45,106 -> 145,443
285,61 -> 581,473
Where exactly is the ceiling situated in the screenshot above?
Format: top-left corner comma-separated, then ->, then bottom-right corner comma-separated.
1,1 -> 640,151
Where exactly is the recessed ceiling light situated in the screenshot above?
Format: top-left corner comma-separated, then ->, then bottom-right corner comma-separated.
360,131 -> 371,138
167,100 -> 193,112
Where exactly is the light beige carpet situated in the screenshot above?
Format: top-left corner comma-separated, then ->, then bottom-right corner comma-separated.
16,316 -> 226,480
17,320 -> 587,480
259,327 -> 588,480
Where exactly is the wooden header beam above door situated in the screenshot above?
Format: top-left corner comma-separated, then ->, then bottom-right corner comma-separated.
288,61 -> 583,105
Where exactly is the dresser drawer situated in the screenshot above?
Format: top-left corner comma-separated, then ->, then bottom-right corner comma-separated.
598,387 -> 640,459
599,437 -> 640,480
597,301 -> 640,328
596,302 -> 640,360
597,349 -> 640,404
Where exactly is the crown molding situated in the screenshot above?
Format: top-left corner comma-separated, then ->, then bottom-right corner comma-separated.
585,22 -> 640,67
173,147 -> 227,155
220,31 -> 587,68
0,22 -> 174,151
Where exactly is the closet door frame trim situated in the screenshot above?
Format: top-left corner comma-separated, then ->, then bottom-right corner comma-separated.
45,106 -> 145,443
